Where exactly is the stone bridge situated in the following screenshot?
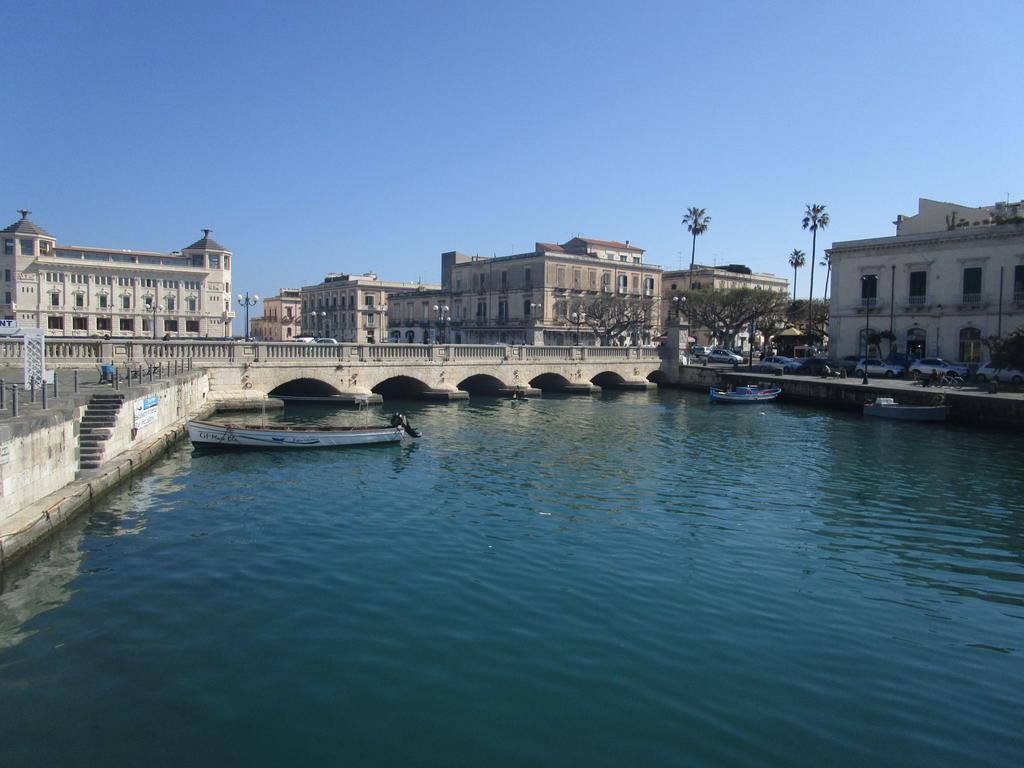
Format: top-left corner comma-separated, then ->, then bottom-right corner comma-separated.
0,339 -> 672,402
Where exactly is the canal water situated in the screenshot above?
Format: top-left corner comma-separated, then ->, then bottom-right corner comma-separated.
1,390 -> 1022,767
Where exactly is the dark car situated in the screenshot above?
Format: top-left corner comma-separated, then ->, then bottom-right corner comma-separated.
837,355 -> 861,374
795,358 -> 838,376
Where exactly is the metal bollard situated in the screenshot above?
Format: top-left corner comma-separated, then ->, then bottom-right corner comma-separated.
148,366 -> 154,382
52,371 -> 58,398
11,385 -> 18,417
42,384 -> 48,409
30,376 -> 37,404
74,369 -> 79,393
115,369 -> 120,391
0,378 -> 4,408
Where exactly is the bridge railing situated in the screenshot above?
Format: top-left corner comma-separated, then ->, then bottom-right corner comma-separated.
0,338 -> 666,368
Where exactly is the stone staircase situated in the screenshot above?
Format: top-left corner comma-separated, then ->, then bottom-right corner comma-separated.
78,392 -> 125,471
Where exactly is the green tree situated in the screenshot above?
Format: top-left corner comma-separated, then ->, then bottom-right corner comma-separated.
989,327 -> 1024,371
580,296 -> 655,346
675,288 -> 789,349
681,207 -> 711,289
820,251 -> 832,301
788,249 -> 805,300
785,299 -> 830,341
802,203 -> 830,331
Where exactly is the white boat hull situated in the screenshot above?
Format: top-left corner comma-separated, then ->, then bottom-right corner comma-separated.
863,404 -> 950,422
187,419 -> 404,448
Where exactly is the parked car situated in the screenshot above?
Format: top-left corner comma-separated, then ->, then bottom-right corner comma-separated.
836,355 -> 861,374
882,352 -> 919,370
909,357 -> 969,378
795,358 -> 838,376
761,355 -> 802,373
707,348 -> 744,364
974,362 -> 1024,385
690,345 -> 712,359
314,337 -> 339,344
854,358 -> 904,378
294,336 -> 317,343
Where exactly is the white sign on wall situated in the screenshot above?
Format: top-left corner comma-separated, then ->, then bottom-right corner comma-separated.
133,395 -> 159,430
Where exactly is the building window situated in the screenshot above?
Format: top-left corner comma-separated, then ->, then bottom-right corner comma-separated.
3,239 -> 13,256
644,276 -> 655,296
498,300 -> 508,320
557,267 -> 566,288
907,328 -> 927,358
166,297 -> 175,311
47,316 -> 64,330
617,275 -> 627,294
96,317 -> 111,331
50,292 -> 60,307
187,297 -> 197,312
98,294 -> 108,309
959,327 -> 982,363
860,274 -> 878,307
523,299 -> 532,317
4,292 -> 10,304
72,316 -> 88,330
501,270 -> 508,289
120,318 -> 134,332
122,295 -> 131,309
142,318 -> 153,333
19,239 -> 34,257
476,300 -> 486,319
74,293 -> 85,308
1014,264 -> 1024,303
524,268 -> 531,288
962,267 -> 982,303
186,320 -> 200,333
908,271 -> 927,304
209,254 -> 220,268
364,294 -> 374,308
4,269 -> 10,281
572,269 -> 581,289
632,275 -> 639,293
192,255 -> 205,268
602,273 -> 611,292
164,319 -> 178,332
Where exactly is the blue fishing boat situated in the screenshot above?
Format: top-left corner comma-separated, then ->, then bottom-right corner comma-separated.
708,384 -> 782,404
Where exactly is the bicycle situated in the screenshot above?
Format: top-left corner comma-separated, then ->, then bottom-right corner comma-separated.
938,373 -> 964,389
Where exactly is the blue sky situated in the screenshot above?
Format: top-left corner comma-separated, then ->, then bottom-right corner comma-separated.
5,0 -> 1021,315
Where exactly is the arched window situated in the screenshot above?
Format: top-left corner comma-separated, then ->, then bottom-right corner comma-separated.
906,328 -> 926,358
959,327 -> 982,363
858,327 -> 877,357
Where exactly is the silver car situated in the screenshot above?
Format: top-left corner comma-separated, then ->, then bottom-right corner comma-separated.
854,358 -> 903,378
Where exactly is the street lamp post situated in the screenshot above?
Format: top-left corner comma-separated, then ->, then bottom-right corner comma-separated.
237,292 -> 259,340
144,297 -> 158,339
571,311 -> 586,346
861,275 -> 870,385
309,310 -> 326,338
433,304 -> 450,343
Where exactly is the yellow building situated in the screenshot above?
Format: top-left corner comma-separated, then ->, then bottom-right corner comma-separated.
389,237 -> 662,345
1,210 -> 235,338
251,288 -> 302,341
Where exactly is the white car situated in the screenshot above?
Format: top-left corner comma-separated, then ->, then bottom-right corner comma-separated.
314,337 -> 339,344
707,348 -> 744,364
974,362 -> 1024,385
293,336 -> 317,343
909,357 -> 969,378
854,358 -> 904,378
690,345 -> 712,359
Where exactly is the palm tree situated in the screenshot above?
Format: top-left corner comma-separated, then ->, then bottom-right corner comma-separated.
681,207 -> 711,289
788,249 -> 805,300
801,203 -> 830,333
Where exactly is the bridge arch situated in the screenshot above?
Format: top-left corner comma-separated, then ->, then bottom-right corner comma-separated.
646,369 -> 669,385
267,377 -> 343,398
591,371 -> 627,388
372,375 -> 431,399
457,373 -> 507,394
529,372 -> 572,391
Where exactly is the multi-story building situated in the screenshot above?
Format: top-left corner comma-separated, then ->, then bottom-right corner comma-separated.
828,197 -> 1024,362
1,210 -> 235,338
662,264 -> 789,348
299,272 -> 438,344
250,288 -> 302,341
388,237 -> 662,345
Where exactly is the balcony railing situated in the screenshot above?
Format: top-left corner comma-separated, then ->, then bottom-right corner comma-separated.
859,297 -> 879,309
1014,291 -> 1024,304
907,294 -> 928,306
961,292 -> 984,305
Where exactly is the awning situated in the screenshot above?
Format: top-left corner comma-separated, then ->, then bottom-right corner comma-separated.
775,327 -> 804,337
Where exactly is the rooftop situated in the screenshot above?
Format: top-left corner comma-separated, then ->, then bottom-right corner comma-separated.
2,209 -> 52,238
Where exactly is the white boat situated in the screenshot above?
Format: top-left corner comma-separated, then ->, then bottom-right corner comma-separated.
863,397 -> 949,422
187,413 -> 420,449
708,384 -> 782,404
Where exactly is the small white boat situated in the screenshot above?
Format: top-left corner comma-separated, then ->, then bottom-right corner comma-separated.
863,397 -> 949,422
187,413 -> 420,449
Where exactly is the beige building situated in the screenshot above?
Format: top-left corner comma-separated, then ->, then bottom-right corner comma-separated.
388,237 -> 662,345
300,272 -> 439,344
662,264 -> 789,348
828,197 -> 1024,362
1,210 -> 235,338
251,288 -> 302,341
